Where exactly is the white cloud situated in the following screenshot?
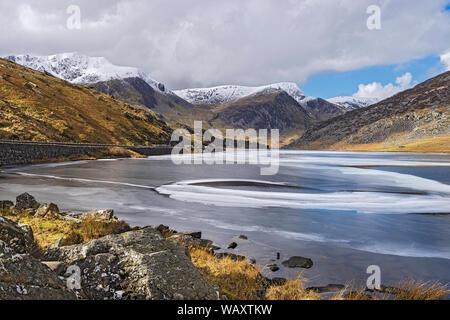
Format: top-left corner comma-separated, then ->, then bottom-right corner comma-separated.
441,51 -> 450,71
353,72 -> 413,100
0,0 -> 449,89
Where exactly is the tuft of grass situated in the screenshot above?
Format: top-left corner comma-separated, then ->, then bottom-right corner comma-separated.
79,216 -> 131,241
189,247 -> 267,300
394,280 -> 449,300
331,288 -> 374,300
266,277 -> 319,300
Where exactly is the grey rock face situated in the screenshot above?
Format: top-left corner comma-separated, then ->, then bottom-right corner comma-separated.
0,216 -> 35,254
14,193 -> 39,211
44,228 -> 217,300
0,217 -> 76,300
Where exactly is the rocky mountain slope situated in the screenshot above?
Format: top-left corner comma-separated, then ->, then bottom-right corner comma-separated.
88,77 -> 211,129
299,97 -> 347,121
208,89 -> 314,135
0,58 -> 172,145
290,71 -> 450,152
175,82 -> 346,124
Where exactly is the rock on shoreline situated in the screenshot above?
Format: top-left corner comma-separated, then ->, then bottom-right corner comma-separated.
0,194 -> 220,300
44,227 -> 218,300
0,216 -> 76,300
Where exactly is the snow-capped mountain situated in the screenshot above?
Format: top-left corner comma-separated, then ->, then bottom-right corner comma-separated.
327,96 -> 378,110
174,82 -> 306,105
5,53 -> 167,92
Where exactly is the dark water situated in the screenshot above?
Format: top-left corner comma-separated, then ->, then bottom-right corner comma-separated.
1,151 -> 450,288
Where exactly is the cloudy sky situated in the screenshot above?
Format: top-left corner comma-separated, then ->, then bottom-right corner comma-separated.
0,0 -> 449,98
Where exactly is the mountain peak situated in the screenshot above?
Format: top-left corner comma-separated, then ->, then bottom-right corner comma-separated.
327,96 -> 378,110
5,53 -> 166,92
174,82 -> 305,105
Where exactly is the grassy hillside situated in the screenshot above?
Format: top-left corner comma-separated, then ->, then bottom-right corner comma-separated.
290,71 -> 450,153
0,59 -> 172,145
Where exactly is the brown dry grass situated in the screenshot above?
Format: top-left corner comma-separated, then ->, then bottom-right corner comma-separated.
79,216 -> 131,240
394,280 -> 449,300
189,247 -> 319,300
331,285 -> 373,300
266,277 -> 319,300
189,247 -> 267,300
331,280 -> 449,300
331,135 -> 450,153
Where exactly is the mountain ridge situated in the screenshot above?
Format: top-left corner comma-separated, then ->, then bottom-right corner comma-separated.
290,71 -> 450,152
0,58 -> 172,145
5,53 -> 168,93
174,82 -> 306,105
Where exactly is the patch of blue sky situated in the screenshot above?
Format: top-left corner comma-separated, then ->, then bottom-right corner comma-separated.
300,55 -> 445,99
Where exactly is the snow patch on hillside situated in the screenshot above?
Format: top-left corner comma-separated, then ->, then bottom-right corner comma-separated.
327,96 -> 378,110
174,82 -> 305,105
5,52 -> 166,92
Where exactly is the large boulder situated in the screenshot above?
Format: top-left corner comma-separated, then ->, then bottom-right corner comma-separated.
35,203 -> 60,219
0,216 -> 35,254
0,240 -> 76,300
14,193 -> 39,211
0,217 -> 76,300
44,227 -> 218,300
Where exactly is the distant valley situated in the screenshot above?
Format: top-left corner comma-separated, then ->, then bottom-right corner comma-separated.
4,53 -> 449,152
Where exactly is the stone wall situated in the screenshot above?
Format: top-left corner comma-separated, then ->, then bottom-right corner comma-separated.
0,141 -> 172,166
